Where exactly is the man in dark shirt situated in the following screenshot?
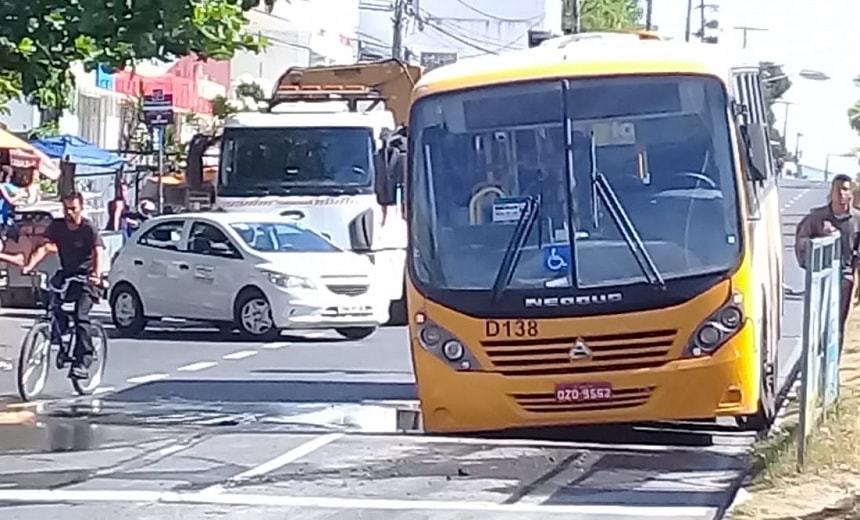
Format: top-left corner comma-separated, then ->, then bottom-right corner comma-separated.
22,192 -> 106,379
794,174 -> 860,342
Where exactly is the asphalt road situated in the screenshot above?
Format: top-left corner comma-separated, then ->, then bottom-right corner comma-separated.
0,178 -> 828,520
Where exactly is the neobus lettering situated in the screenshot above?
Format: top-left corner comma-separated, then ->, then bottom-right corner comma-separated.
524,292 -> 623,308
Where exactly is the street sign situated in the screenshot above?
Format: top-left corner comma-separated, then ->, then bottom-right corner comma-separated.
142,89 -> 174,126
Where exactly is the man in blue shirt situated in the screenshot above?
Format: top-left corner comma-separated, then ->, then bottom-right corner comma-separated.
0,165 -> 27,264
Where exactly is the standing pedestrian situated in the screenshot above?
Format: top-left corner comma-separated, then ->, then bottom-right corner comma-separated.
794,174 -> 860,343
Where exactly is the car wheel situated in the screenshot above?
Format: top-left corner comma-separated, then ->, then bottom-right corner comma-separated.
335,327 -> 378,341
234,290 -> 279,342
110,284 -> 147,337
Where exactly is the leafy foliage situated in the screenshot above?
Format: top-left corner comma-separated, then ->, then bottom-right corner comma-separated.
759,62 -> 792,159
849,76 -> 860,138
0,0 -> 275,114
563,0 -> 642,33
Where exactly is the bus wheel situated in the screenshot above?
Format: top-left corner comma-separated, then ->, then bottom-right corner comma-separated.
738,319 -> 776,432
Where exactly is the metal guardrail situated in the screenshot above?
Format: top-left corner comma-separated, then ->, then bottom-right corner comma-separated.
797,232 -> 842,468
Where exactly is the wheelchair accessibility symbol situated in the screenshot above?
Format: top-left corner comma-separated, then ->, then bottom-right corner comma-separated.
543,245 -> 571,272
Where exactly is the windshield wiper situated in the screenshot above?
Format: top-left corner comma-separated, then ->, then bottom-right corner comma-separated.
491,196 -> 540,300
587,131 -> 665,289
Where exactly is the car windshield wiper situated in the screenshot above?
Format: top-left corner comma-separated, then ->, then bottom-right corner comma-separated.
586,131 -> 666,289
491,195 -> 540,300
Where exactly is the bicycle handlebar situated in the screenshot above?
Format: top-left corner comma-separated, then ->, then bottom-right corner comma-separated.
30,273 -> 109,294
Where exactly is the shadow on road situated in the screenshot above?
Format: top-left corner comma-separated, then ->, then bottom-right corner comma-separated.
104,378 -> 418,403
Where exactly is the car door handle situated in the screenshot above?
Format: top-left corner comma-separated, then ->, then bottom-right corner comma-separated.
133,259 -> 143,266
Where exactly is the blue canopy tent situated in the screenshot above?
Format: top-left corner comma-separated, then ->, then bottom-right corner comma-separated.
30,134 -> 128,229
30,134 -> 124,171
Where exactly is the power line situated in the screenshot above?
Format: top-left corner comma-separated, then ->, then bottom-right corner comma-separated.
450,0 -> 542,23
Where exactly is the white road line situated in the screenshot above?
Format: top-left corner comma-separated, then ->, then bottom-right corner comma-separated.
127,373 -> 168,384
0,489 -> 712,516
156,443 -> 193,457
223,350 -> 258,361
262,343 -> 289,350
200,433 -> 344,495
176,361 -> 218,372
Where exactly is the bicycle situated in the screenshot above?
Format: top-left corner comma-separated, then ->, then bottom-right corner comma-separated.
16,273 -> 109,401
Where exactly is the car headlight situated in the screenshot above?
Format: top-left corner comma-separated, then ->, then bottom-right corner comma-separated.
264,272 -> 315,289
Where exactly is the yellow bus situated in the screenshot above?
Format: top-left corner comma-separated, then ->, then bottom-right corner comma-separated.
390,34 -> 784,433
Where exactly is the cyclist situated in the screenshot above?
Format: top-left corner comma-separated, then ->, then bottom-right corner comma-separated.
21,191 -> 106,379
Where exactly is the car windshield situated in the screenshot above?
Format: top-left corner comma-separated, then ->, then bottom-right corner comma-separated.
230,222 -> 340,253
219,127 -> 376,196
408,75 -> 742,291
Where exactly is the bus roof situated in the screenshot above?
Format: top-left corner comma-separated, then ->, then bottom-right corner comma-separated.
414,37 -> 762,99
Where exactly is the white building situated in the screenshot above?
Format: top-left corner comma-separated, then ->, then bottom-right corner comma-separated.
358,0 -> 561,68
232,0 -> 360,94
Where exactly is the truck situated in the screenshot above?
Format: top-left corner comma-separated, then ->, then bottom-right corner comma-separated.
186,59 -> 422,325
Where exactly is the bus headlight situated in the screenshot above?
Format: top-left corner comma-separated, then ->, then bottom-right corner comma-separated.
685,292 -> 746,357
414,316 -> 480,371
442,340 -> 464,361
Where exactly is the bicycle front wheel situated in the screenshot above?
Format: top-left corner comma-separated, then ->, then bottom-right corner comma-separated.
72,322 -> 108,396
17,322 -> 52,401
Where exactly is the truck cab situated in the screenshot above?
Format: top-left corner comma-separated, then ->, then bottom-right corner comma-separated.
186,59 -> 420,325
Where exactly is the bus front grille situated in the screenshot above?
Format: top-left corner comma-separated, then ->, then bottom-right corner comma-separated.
512,386 -> 654,413
480,329 -> 677,376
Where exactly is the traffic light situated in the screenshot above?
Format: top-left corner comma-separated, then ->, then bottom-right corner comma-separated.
694,3 -> 721,44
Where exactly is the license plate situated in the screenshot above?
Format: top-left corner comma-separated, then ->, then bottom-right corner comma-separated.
337,305 -> 365,315
555,382 -> 613,403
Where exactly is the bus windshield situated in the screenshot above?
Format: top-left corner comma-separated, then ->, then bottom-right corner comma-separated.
219,127 -> 376,196
408,75 -> 742,291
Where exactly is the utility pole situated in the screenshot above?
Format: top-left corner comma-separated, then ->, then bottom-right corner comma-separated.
699,0 -> 705,39
391,0 -> 406,60
733,25 -> 768,49
684,0 -> 693,41
645,0 -> 653,30
573,0 -> 581,33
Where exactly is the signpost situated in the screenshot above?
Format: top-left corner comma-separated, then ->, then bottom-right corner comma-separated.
142,89 -> 174,213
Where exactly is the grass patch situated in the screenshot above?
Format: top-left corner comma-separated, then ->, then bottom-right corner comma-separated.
732,309 -> 860,519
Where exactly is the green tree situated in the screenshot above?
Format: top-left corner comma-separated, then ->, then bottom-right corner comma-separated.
562,0 -> 642,33
759,61 -> 792,160
849,75 -> 860,137
0,0 -> 274,116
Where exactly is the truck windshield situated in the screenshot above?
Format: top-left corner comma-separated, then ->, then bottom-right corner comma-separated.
408,75 -> 742,291
219,127 -> 376,195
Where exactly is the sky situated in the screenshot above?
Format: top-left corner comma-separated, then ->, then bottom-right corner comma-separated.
651,0 -> 860,174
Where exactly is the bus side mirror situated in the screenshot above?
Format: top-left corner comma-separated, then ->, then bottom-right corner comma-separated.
739,124 -> 767,182
374,144 -> 403,206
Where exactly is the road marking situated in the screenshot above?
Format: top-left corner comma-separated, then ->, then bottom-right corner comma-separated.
223,350 -> 258,360
199,433 -> 344,495
176,361 -> 218,372
262,343 -> 289,350
127,373 -> 168,384
93,386 -> 115,395
156,443 -> 193,457
0,489 -> 711,516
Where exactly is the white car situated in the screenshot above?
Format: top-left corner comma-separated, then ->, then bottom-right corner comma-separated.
108,211 -> 389,341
